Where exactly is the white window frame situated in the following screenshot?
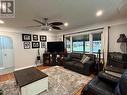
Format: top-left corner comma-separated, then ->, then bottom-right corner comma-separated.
64,29 -> 103,53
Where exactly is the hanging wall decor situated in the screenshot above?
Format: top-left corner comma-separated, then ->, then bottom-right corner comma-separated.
41,42 -> 46,48
40,35 -> 47,42
32,42 -> 40,48
22,34 -> 31,41
24,42 -> 31,49
33,34 -> 38,41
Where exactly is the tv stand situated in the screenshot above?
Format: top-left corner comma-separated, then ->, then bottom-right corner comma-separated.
43,52 -> 65,66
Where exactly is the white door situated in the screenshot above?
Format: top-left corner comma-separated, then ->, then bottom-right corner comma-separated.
0,36 -> 14,69
0,48 -> 3,69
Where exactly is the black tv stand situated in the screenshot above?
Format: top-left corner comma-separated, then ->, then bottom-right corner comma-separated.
43,52 -> 64,66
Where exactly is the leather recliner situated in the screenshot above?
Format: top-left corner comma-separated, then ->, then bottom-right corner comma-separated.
81,69 -> 127,95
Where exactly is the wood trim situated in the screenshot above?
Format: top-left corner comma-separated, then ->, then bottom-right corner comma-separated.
64,27 -> 104,36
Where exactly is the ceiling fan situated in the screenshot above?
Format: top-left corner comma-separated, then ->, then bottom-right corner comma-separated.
29,18 -> 64,31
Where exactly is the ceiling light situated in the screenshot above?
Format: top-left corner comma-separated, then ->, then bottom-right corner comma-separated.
0,20 -> 4,24
49,28 -> 52,31
64,22 -> 69,27
96,10 -> 103,17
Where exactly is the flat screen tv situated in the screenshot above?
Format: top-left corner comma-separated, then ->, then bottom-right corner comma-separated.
47,41 -> 64,53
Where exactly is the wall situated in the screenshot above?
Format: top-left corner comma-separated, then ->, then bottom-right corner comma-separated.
0,18 -> 127,70
57,18 -> 127,64
109,23 -> 127,53
0,27 -> 57,70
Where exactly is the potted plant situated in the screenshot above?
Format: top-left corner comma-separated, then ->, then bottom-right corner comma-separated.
37,48 -> 40,60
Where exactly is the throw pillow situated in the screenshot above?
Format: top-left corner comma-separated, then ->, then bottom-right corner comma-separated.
82,56 -> 90,64
80,54 -> 87,63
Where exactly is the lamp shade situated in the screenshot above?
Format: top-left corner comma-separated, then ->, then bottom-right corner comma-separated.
117,34 -> 127,43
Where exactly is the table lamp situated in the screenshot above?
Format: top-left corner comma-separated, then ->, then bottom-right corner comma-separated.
117,34 -> 127,53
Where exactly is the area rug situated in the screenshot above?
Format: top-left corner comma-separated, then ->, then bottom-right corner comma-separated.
0,66 -> 92,95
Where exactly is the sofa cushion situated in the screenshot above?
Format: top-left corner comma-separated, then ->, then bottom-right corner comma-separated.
71,53 -> 81,59
73,62 -> 84,68
72,58 -> 81,62
65,61 -> 77,65
65,61 -> 84,68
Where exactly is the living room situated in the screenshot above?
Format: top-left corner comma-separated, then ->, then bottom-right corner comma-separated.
0,0 -> 127,95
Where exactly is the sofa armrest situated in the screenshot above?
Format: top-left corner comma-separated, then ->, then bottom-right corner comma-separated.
98,71 -> 120,86
65,54 -> 72,61
82,76 -> 116,95
83,60 -> 94,66
82,61 -> 94,75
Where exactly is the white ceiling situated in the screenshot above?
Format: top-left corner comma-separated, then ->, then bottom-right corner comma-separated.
1,0 -> 127,31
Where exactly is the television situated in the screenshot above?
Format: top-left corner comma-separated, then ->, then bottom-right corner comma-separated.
47,41 -> 64,53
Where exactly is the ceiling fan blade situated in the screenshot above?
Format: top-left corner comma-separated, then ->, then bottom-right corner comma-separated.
25,25 -> 41,28
52,26 -> 62,30
50,22 -> 63,26
33,19 -> 45,25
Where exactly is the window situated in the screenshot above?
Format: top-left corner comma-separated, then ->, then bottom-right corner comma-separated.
92,33 -> 101,53
84,35 -> 90,52
64,31 -> 102,53
72,35 -> 84,52
85,41 -> 90,52
65,37 -> 71,52
73,41 -> 84,52
72,35 -> 89,52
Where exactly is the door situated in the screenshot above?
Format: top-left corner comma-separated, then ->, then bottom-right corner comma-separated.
0,47 -> 3,69
0,36 -> 14,69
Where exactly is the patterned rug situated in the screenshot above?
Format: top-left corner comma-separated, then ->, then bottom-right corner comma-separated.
0,66 -> 92,95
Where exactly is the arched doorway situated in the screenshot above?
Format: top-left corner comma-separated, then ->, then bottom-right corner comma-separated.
0,35 -> 14,74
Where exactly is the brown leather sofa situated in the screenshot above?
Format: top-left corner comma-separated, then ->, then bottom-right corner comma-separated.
64,53 -> 96,76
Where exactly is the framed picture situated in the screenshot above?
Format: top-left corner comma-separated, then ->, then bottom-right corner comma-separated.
24,42 -> 31,49
41,42 -> 46,48
33,35 -> 38,41
22,34 -> 31,41
40,35 -> 47,42
32,42 -> 40,48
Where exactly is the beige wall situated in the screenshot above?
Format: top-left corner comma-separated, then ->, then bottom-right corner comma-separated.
0,18 -> 127,70
109,23 -> 127,53
57,18 -> 127,64
0,27 -> 57,70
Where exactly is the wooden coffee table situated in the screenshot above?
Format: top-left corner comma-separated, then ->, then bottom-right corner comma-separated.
14,67 -> 48,95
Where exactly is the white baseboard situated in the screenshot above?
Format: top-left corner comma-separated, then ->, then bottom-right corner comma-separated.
15,65 -> 35,71
36,63 -> 43,66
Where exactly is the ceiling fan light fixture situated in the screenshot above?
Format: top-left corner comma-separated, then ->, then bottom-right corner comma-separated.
49,28 -> 52,31
32,18 -> 64,30
64,22 -> 69,27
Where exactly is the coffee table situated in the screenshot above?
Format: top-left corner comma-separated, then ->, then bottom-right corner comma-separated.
14,67 -> 48,95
